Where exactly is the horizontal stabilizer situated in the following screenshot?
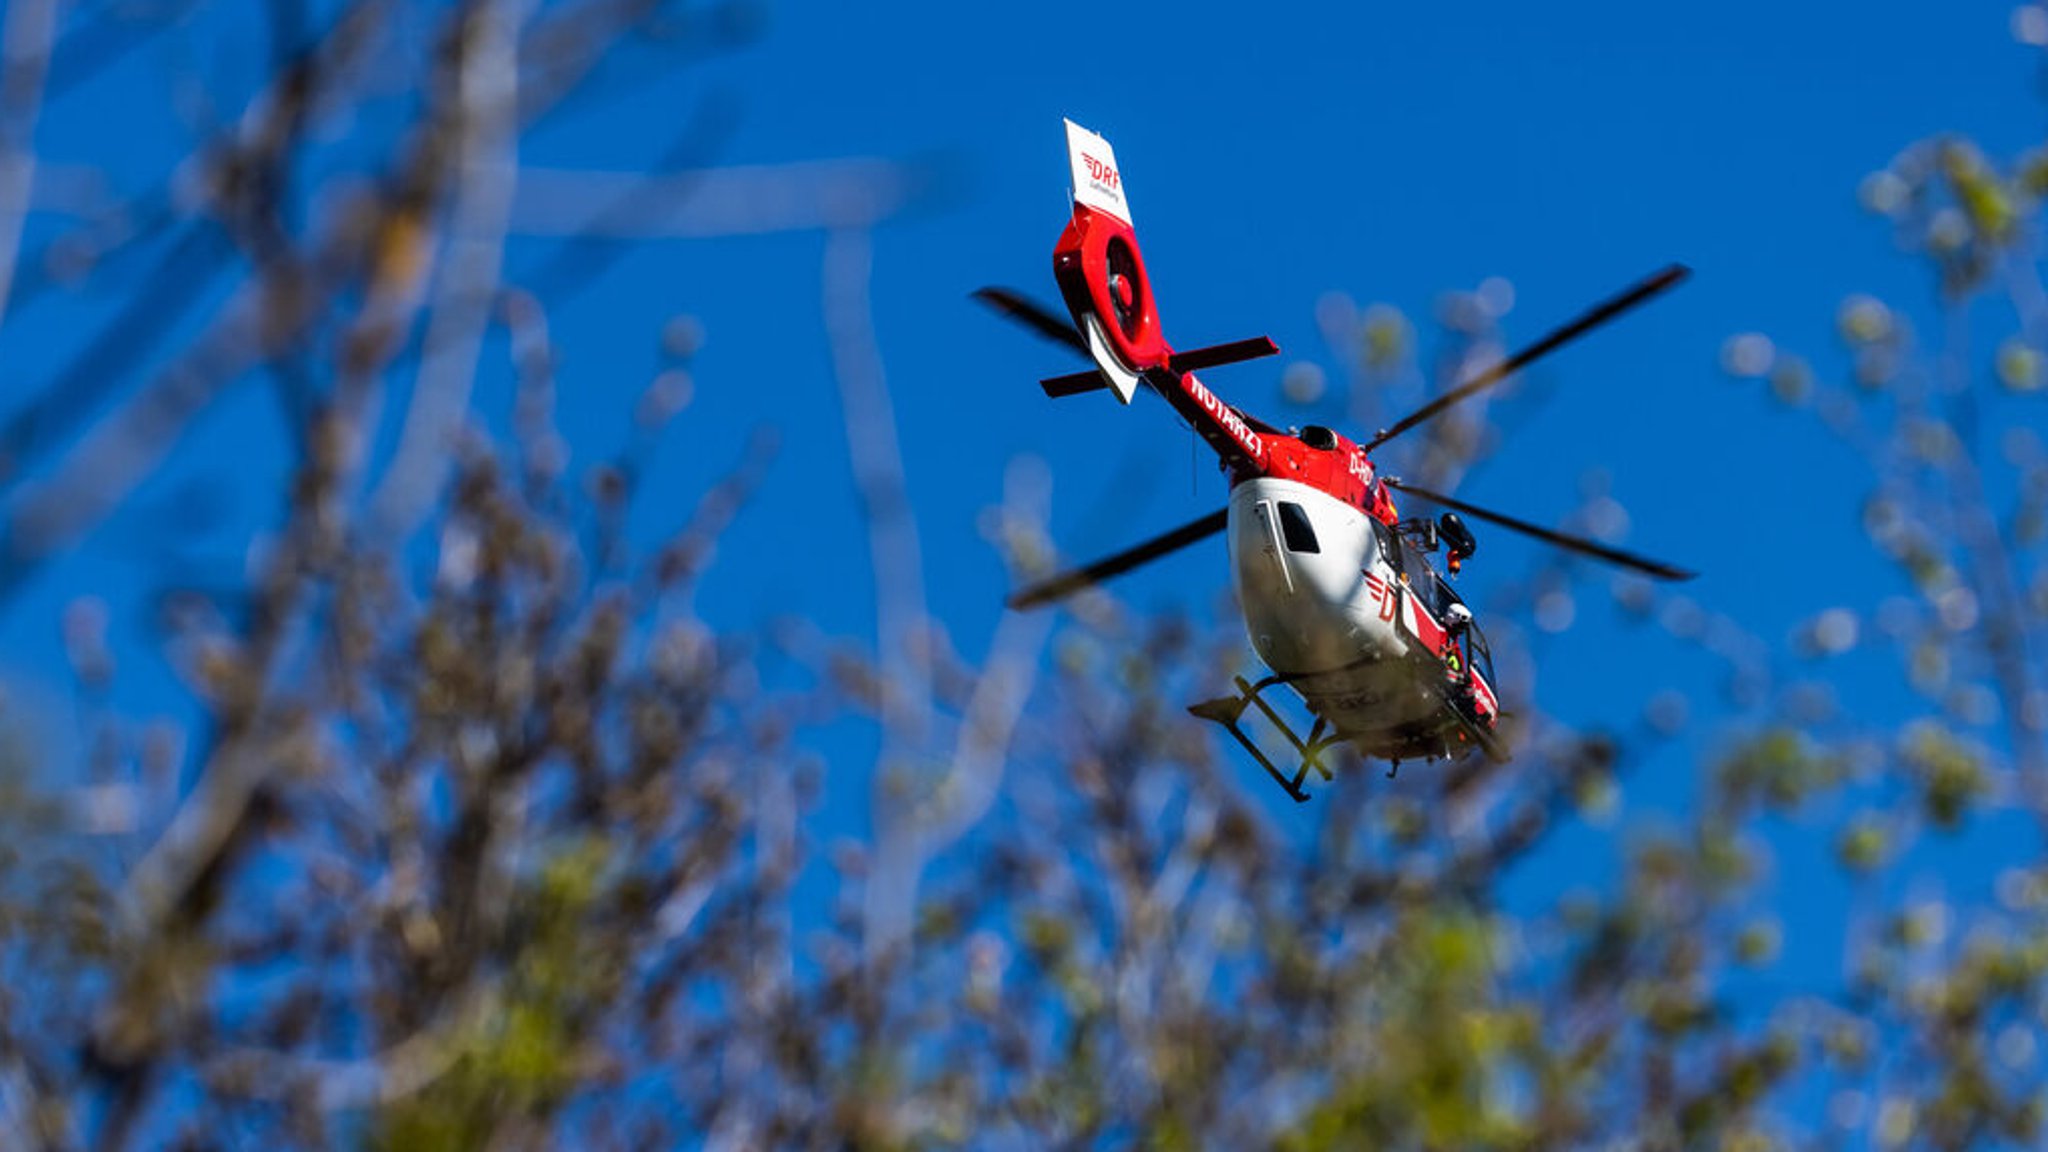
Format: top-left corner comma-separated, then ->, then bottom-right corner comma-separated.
1169,336 -> 1279,374
1037,335 -> 1281,399
1040,369 -> 1108,398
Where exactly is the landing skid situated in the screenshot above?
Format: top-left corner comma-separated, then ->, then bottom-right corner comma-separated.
1189,654 -> 1509,800
1188,674 -> 1346,803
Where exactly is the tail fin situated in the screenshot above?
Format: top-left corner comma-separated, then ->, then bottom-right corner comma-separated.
1046,122 -> 1282,434
1055,120 -> 1165,403
1065,119 -> 1134,230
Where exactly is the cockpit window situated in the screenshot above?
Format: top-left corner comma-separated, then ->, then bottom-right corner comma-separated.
1277,502 -> 1320,554
1369,518 -> 1396,569
1397,532 -> 1464,621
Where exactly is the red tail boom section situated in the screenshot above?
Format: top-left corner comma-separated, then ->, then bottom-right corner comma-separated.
1051,199 -> 1398,528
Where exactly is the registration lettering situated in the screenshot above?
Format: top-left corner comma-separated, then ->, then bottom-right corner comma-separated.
1184,373 -> 1263,458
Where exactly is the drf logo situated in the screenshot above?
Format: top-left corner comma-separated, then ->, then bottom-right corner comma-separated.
1364,573 -> 1397,622
1082,153 -> 1120,191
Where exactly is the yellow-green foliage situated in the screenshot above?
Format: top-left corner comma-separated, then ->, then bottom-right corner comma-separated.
1281,910 -> 1543,1152
374,840 -> 611,1152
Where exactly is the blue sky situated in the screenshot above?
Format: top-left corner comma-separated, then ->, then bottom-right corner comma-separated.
1,0 -> 2041,1003
639,0 -> 2030,652
530,0 -> 2043,1001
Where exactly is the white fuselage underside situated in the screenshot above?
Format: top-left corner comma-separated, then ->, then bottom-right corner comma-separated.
1227,478 -> 1454,746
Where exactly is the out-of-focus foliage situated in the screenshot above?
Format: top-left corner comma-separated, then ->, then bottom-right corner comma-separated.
1,0 -> 2047,1149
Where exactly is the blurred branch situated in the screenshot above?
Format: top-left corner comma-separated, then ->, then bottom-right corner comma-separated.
205,977 -> 497,1111
365,0 -> 532,540
0,0 -> 382,503
514,90 -> 739,305
511,155 -> 934,238
865,461 -> 1054,963
0,270 -> 279,606
0,221 -> 232,489
0,0 -> 59,319
820,225 -> 939,962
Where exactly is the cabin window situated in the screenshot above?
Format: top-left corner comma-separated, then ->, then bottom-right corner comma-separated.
1369,518 -> 1396,571
1277,502 -> 1320,554
1398,532 -> 1462,622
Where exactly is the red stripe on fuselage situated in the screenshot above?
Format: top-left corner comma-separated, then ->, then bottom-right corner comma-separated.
1405,589 -> 1448,653
1145,366 -> 1266,474
1471,670 -> 1499,719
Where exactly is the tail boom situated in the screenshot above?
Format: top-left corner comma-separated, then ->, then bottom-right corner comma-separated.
1054,119 -> 1274,475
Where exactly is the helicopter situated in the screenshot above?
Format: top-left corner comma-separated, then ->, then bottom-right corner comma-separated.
976,120 -> 1695,803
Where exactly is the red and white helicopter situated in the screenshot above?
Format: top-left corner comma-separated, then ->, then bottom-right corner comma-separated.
978,120 -> 1694,802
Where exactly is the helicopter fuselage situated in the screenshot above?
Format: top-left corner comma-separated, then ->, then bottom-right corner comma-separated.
1227,475 -> 1500,764
1035,119 -> 1507,771
988,118 -> 1690,797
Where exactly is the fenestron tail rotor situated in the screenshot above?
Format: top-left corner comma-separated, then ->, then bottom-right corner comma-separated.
1383,478 -> 1695,582
1361,264 -> 1691,453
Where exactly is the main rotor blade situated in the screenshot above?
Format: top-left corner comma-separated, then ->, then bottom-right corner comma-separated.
1362,264 -> 1690,452
1383,478 -> 1696,581
972,287 -> 1088,357
1008,508 -> 1229,610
